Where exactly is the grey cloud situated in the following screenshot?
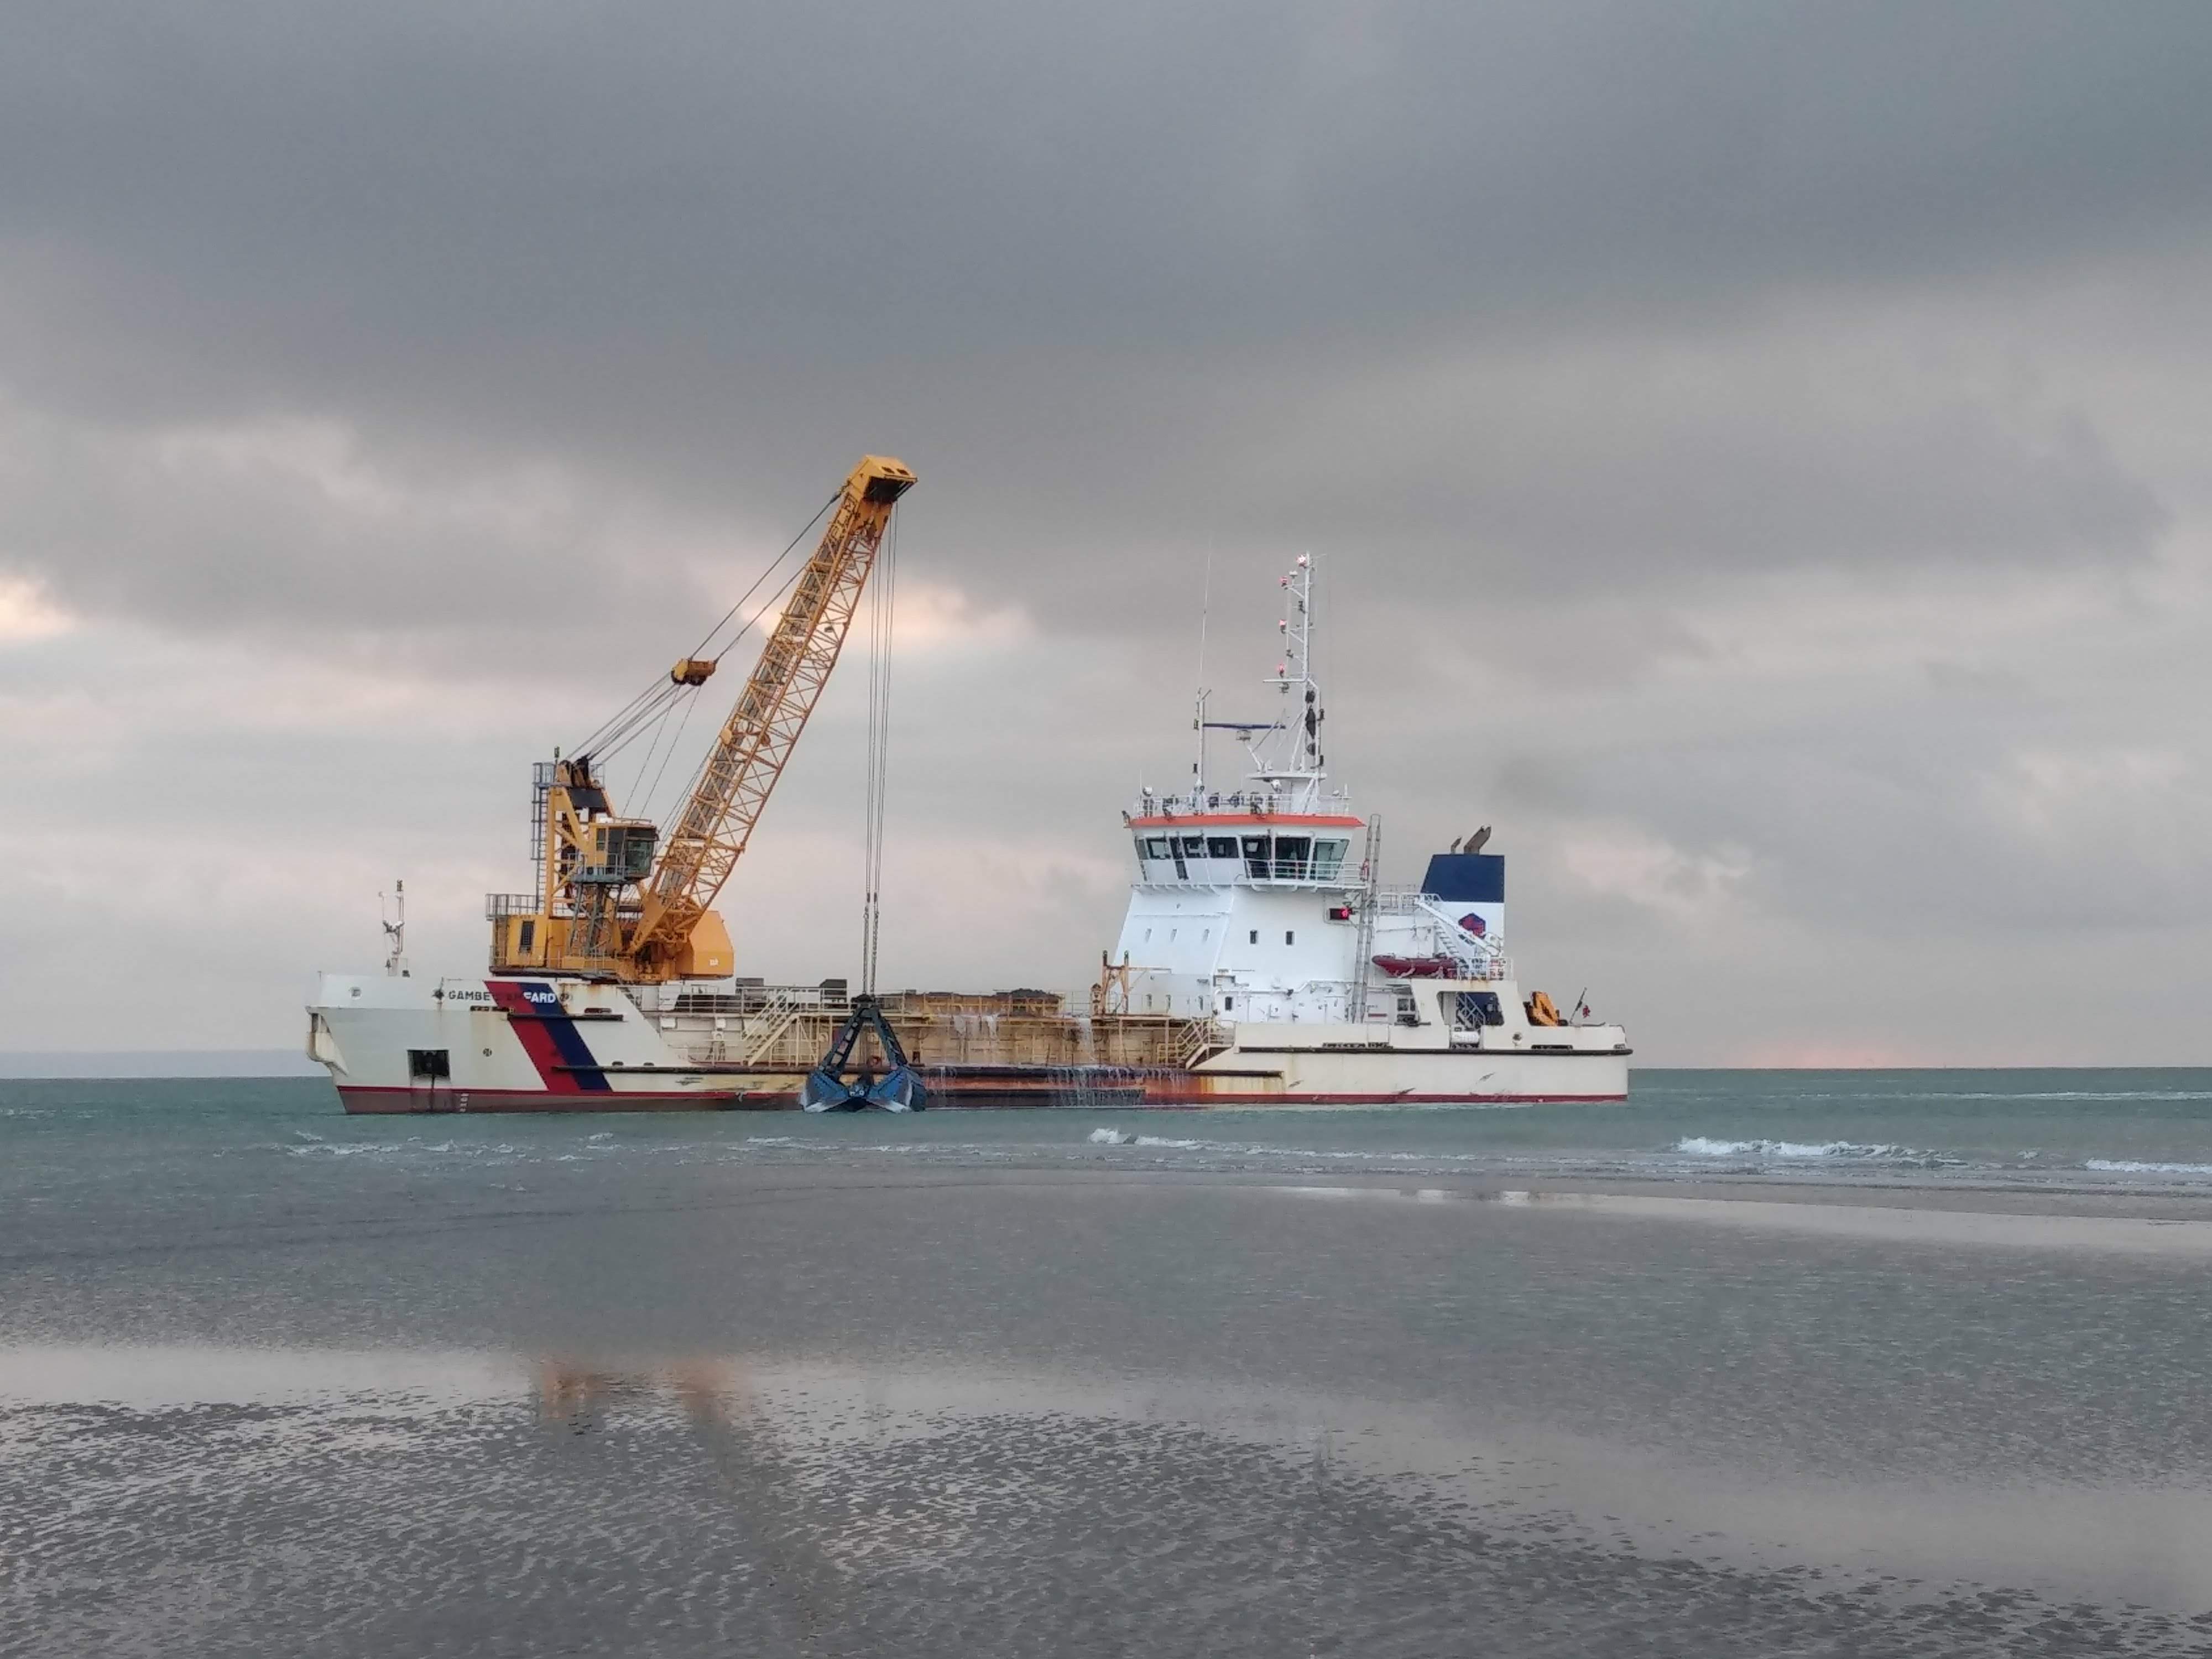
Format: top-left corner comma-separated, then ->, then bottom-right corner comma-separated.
0,2 -> 2197,656
1498,717 -> 2212,941
11,2 -> 2212,364
3,2 -> 2210,491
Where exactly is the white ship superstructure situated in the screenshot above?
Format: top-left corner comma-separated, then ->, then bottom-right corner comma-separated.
1088,555 -> 1628,1102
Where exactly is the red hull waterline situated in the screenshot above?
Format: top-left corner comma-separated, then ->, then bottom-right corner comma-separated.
335,1084 -> 1625,1115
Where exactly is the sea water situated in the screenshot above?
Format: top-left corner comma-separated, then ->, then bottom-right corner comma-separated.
3,1070 -> 2209,1655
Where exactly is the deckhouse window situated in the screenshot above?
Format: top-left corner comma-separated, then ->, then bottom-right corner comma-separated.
1243,834 -> 1270,879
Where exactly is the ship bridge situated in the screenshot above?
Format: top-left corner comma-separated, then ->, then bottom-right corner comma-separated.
1127,802 -> 1364,887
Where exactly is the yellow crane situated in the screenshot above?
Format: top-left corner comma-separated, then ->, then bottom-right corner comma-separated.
486,455 -> 916,983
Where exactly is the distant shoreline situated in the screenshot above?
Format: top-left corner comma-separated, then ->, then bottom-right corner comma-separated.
0,1051 -> 325,1080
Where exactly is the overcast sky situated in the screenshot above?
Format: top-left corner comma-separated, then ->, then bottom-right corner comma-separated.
4,1 -> 2209,1063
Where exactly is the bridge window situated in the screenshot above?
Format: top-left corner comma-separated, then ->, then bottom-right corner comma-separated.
1274,837 -> 1311,880
1144,837 -> 1171,859
1207,836 -> 1238,859
1180,835 -> 1205,857
1243,835 -> 1270,878
1313,838 -> 1348,879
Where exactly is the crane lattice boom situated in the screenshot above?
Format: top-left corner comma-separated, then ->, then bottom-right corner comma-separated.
627,456 -> 915,975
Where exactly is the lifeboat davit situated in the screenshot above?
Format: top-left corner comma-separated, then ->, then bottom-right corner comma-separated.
1369,954 -> 1457,979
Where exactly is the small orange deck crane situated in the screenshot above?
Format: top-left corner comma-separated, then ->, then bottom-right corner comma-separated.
486,456 -> 916,983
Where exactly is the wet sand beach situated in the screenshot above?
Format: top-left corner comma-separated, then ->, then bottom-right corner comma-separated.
4,1073 -> 2210,1655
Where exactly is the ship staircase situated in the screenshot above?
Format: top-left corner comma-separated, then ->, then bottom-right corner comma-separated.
1177,1015 -> 1231,1068
740,988 -> 810,1065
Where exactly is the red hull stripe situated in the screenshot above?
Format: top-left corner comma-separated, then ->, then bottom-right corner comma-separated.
338,1085 -> 756,1114
485,981 -> 609,1093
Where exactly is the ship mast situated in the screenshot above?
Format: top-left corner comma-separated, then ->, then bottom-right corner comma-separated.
381,879 -> 408,978
1249,555 -> 1325,813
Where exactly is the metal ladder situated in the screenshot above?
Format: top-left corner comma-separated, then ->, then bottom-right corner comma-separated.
1348,814 -> 1382,1024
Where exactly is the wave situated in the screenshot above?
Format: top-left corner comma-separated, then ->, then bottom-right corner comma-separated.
1673,1136 -> 1923,1160
1087,1129 -> 1204,1149
283,1139 -> 520,1158
2084,1158 -> 2212,1175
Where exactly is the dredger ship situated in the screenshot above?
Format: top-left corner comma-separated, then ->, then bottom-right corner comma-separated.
306,456 -> 1630,1112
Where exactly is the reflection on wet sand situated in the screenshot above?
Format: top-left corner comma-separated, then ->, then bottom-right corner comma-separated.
9,1344 -> 2208,1625
539,1357 -> 748,1431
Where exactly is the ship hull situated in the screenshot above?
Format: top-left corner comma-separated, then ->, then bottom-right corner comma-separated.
334,1085 -> 773,1114
309,973 -> 1629,1114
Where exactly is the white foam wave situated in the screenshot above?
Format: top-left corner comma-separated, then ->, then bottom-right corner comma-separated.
2085,1158 -> 2212,1175
283,1139 -> 518,1159
1089,1129 -> 1293,1152
285,1141 -> 393,1157
1674,1136 -> 1918,1160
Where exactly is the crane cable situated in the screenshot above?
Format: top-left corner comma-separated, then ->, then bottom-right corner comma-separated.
626,544 -> 819,816
859,504 -> 900,997
568,489 -> 842,765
